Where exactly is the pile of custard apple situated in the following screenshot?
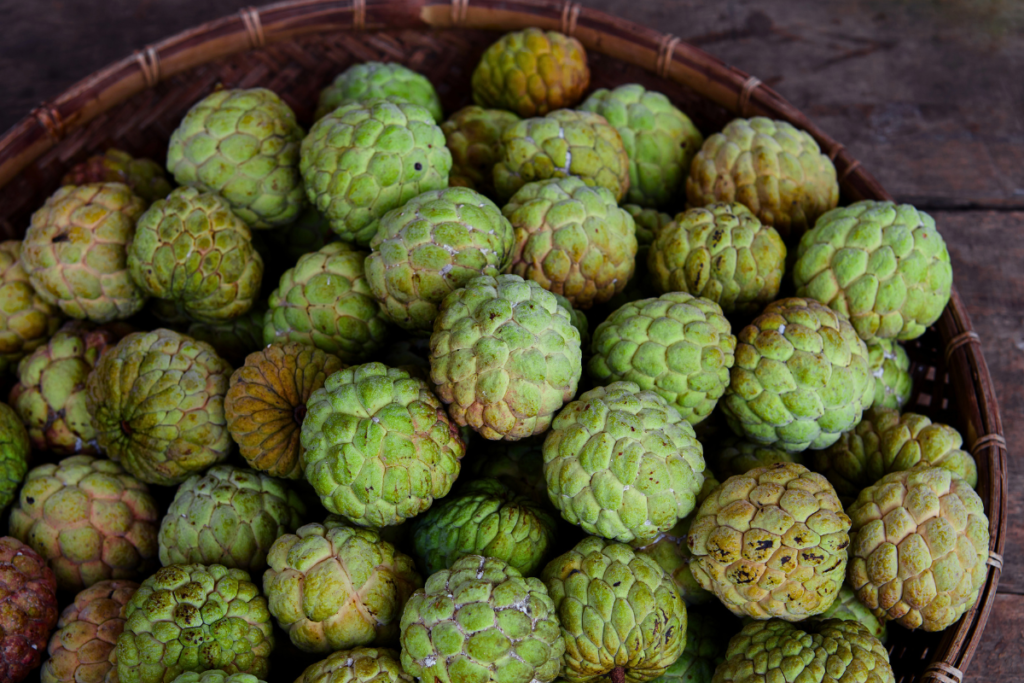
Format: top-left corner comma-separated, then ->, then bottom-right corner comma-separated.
0,26 -> 985,683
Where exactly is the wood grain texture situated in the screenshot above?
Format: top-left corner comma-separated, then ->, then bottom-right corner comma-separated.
0,1 -> 1019,680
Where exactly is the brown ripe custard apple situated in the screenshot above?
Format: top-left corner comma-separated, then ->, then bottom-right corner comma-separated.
0,537 -> 59,683
687,462 -> 851,620
847,466 -> 989,632
225,342 -> 345,479
85,329 -> 233,486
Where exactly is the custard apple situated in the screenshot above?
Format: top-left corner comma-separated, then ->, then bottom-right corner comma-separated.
686,117 -> 839,241
721,297 -> 874,452
225,342 -> 344,479
41,579 -> 138,683
301,362 -> 466,526
0,402 -> 29,512
493,109 -> 630,202
158,464 -> 306,572
400,555 -> 565,683
687,462 -> 851,620
847,466 -> 989,632
263,241 -> 389,363
365,186 -> 515,333
544,381 -> 706,545
712,619 -> 894,683
793,200 -> 953,342
410,478 -> 557,576
264,520 -> 421,652
502,176 -> 638,309
127,187 -> 264,323
85,328 -> 233,486
9,323 -> 117,456
587,292 -> 736,424
429,274 -> 582,440
300,99 -> 451,246
22,183 -> 148,322
0,537 -> 59,683
294,648 -> 412,683
810,406 -> 978,501
167,88 -> 305,228
442,105 -> 520,197
867,338 -> 912,409
0,240 -> 63,373
649,203 -> 786,315
542,536 -> 686,683
116,564 -> 274,683
316,62 -> 442,122
580,84 -> 703,209
10,455 -> 159,591
472,28 -> 589,117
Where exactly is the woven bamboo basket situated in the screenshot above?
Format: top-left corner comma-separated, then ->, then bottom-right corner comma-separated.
0,2 -> 1006,682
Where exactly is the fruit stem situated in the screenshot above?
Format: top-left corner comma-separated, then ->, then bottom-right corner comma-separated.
610,667 -> 626,683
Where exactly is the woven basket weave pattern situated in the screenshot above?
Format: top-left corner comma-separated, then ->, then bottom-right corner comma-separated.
0,3 -> 1005,682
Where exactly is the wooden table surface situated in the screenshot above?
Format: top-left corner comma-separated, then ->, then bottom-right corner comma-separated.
2,0 -> 1021,679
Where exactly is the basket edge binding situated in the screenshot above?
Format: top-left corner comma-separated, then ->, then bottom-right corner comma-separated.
0,1 -> 1007,680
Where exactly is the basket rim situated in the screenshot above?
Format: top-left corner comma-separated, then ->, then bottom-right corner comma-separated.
0,1 -> 1008,680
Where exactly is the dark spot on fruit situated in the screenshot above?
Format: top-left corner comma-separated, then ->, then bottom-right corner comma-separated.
568,569 -> 581,577
121,421 -> 133,436
755,540 -> 774,551
52,233 -> 70,243
838,540 -> 849,550
613,581 -> 621,587
780,555 -> 791,564
25,497 -> 34,505
415,162 -> 423,171
293,404 -> 307,425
